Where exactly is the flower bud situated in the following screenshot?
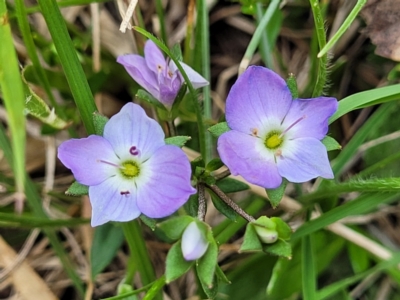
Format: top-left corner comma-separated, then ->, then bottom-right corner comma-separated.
181,222 -> 209,261
253,216 -> 278,244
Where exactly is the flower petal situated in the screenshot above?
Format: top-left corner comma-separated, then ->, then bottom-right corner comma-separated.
169,61 -> 209,89
58,135 -> 119,186
136,145 -> 196,218
218,130 -> 283,188
117,54 -> 160,99
282,97 -> 338,140
181,222 -> 209,261
103,103 -> 165,161
89,176 -> 141,226
277,137 -> 334,182
225,66 -> 292,135
144,40 -> 167,73
159,74 -> 181,107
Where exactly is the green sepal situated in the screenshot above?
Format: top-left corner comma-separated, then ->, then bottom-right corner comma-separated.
208,122 -> 230,138
157,216 -> 194,241
286,73 -> 298,99
216,177 -> 249,193
265,179 -> 287,208
171,82 -> 187,112
183,193 -> 199,217
215,264 -> 231,284
196,227 -> 218,288
136,89 -> 166,110
165,136 -> 191,147
206,158 -> 224,172
117,283 -> 134,295
165,241 -> 195,283
209,189 -> 238,221
262,239 -> 292,259
203,174 -> 216,186
139,214 -> 157,230
198,272 -> 218,299
240,223 -> 263,252
66,181 -> 89,196
321,135 -> 342,151
195,166 -> 207,178
191,156 -> 205,174
270,217 -> 292,240
93,112 -> 109,136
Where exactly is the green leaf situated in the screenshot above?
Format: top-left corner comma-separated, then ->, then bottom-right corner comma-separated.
286,73 -> 298,99
263,239 -> 292,258
23,78 -> 70,129
271,217 -> 292,240
321,135 -> 342,151
265,179 -> 287,208
165,241 -> 194,283
165,136 -> 191,147
216,177 -> 249,193
329,84 -> 400,124
93,112 -> 109,136
206,158 -> 224,172
215,264 -> 231,284
197,239 -> 218,287
66,181 -> 88,196
208,122 -> 230,137
171,43 -> 183,62
157,216 -> 194,241
139,215 -> 157,230
199,273 -> 218,299
91,223 -> 125,279
240,223 -> 263,252
209,190 -> 238,221
136,89 -> 166,110
302,235 -> 317,300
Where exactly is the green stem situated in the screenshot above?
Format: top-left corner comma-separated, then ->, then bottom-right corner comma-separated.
309,0 -> 328,97
155,0 -> 167,44
238,0 -> 280,74
196,0 -> 212,163
38,0 -> 97,134
302,235 -> 317,300
318,0 -> 367,58
121,221 -> 161,300
255,3 -> 273,68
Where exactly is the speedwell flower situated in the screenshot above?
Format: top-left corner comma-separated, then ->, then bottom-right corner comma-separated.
117,40 -> 208,108
217,66 -> 338,189
58,103 -> 196,226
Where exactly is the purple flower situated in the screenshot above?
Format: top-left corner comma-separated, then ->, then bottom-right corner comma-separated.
58,103 -> 196,226
117,40 -> 208,108
181,222 -> 209,261
217,66 -> 338,189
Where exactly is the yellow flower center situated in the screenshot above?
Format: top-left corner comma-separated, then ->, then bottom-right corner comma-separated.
264,131 -> 283,149
120,161 -> 140,179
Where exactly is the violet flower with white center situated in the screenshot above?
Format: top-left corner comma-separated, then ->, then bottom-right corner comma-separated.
181,222 -> 209,261
58,103 -> 196,226
117,40 -> 208,108
217,66 -> 338,189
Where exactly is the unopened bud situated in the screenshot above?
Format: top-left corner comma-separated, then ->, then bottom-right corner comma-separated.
181,222 -> 209,261
253,216 -> 278,244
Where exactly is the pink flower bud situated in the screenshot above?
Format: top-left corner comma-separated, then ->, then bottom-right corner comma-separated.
181,222 -> 209,261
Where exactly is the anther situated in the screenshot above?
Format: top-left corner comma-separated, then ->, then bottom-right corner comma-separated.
120,191 -> 130,196
251,128 -> 259,136
129,146 -> 140,156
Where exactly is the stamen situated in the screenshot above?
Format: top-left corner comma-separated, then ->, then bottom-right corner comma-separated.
129,146 -> 140,156
275,149 -> 282,157
97,160 -> 121,168
120,191 -> 130,196
251,128 -> 259,136
279,115 -> 306,138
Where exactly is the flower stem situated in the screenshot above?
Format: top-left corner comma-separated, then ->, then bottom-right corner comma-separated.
309,0 -> 328,97
121,221 -> 161,300
207,184 -> 255,222
197,183 -> 206,221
